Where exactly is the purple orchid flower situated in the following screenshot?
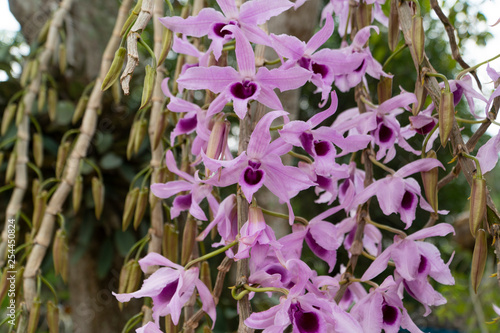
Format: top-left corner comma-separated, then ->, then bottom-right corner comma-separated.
177,27 -> 311,119
351,276 -> 423,333
202,110 -> 314,224
171,35 -> 210,75
399,271 -> 448,316
135,322 -> 162,333
353,158 -> 445,228
150,150 -> 219,221
159,0 -> 294,60
361,223 -> 455,286
477,130 -> 500,174
113,253 -> 215,326
485,64 -> 500,112
337,213 -> 382,257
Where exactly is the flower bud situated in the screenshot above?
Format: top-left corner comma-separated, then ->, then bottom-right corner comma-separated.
29,59 -> 39,83
48,87 -> 58,122
38,83 -> 47,112
134,119 -> 148,154
1,103 -> 17,135
158,29 -> 173,67
438,89 -> 454,147
203,326 -> 212,333
6,151 -> 17,183
92,177 -> 105,220
163,223 -> 179,263
356,2 -> 372,32
471,229 -> 488,294
122,187 -> 139,231
101,47 -> 127,91
72,95 -> 89,124
377,76 -> 393,104
205,117 -> 230,176
47,300 -> 59,333
0,268 -> 8,304
388,0 -> 400,51
20,60 -> 33,87
181,216 -> 197,266
200,261 -> 212,293
127,121 -> 139,160
153,109 -> 169,150
133,187 -> 149,230
140,65 -> 156,110
32,178 -> 40,203
126,260 -> 142,294
53,229 -> 69,283
59,44 -> 67,74
470,176 -> 487,237
421,150 -> 439,213
16,100 -> 25,126
73,175 -> 83,214
0,152 -> 3,173
118,260 -> 133,295
412,74 -> 427,116
37,19 -> 51,44
27,297 -> 41,333
32,190 -> 48,233
411,15 -> 425,65
33,133 -> 44,167
56,141 -> 71,179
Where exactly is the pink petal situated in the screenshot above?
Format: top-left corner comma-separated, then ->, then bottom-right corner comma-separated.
159,8 -> 226,37
239,0 -> 294,25
305,15 -> 334,54
177,66 -> 240,93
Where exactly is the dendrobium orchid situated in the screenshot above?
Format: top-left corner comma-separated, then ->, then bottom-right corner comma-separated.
113,253 -> 216,326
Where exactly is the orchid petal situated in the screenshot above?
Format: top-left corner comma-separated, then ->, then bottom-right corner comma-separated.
305,15 -> 334,54
150,181 -> 193,199
352,25 -> 379,50
392,240 -> 420,280
165,150 -> 195,182
239,0 -> 294,25
159,8 -> 226,37
216,0 -> 238,17
225,26 -> 255,77
407,223 -> 455,241
138,252 -> 184,271
309,91 -> 338,127
394,158 -> 444,178
177,66 -> 240,93
256,66 -> 311,91
378,92 -> 417,114
477,130 -> 500,174
361,245 -> 393,281
248,111 -> 288,159
270,33 -> 306,61
195,279 -> 217,327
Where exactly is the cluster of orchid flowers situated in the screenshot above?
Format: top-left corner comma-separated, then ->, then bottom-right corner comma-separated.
113,0 -> 500,332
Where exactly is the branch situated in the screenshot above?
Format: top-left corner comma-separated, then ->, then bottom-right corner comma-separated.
22,0 -> 134,309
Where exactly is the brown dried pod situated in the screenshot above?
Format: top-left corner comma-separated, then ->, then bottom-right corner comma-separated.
56,141 -> 71,179
47,300 -> 60,333
469,176 -> 487,237
92,177 -> 105,220
377,76 -> 393,104
388,0 -> 400,51
37,19 -> 51,44
27,297 -> 41,333
122,187 -> 139,231
48,87 -> 58,122
438,89 -> 454,147
421,150 -> 439,213
163,223 -> 179,263
471,229 -> 488,294
411,15 -> 425,65
20,60 -> 33,87
118,260 -> 133,295
356,2 -> 372,32
133,187 -> 149,230
1,103 -> 17,135
32,178 -> 40,203
33,133 -> 44,167
5,151 -> 17,183
73,175 -> 83,214
72,95 -> 89,124
181,216 -> 197,266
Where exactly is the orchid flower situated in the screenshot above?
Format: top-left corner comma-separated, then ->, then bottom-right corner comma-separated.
477,130 -> 500,174
353,158 -> 445,228
485,64 -> 500,112
202,110 -> 314,224
159,0 -> 294,59
113,253 -> 215,326
177,27 -> 311,119
151,150 -> 218,221
135,322 -> 163,333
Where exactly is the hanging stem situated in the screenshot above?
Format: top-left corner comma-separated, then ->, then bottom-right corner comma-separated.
260,207 -> 309,226
184,240 -> 238,270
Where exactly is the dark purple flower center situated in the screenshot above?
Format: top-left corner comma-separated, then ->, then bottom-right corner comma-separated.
291,304 -> 320,333
178,115 -> 197,133
248,160 -> 261,169
378,124 -> 393,143
311,63 -> 329,78
175,193 -> 192,209
299,132 -> 314,155
453,85 -> 463,106
382,304 -> 398,325
265,265 -> 288,282
418,255 -> 428,274
212,21 -> 238,38
298,57 -> 312,70
416,120 -> 436,135
305,230 -> 328,258
244,167 -> 264,186
157,280 -> 179,303
230,80 -> 258,100
354,59 -> 366,73
314,141 -> 330,156
316,175 -> 331,189
401,191 -> 414,210
342,288 -> 353,303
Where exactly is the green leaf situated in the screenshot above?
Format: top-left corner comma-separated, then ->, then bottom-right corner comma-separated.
97,238 -> 114,279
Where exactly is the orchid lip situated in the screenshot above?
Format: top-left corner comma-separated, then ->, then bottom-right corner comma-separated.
248,160 -> 262,169
300,132 -> 314,155
175,193 -> 192,209
313,141 -> 330,156
292,304 -> 321,333
212,21 -> 239,38
178,115 -> 197,133
298,57 -> 312,70
382,304 -> 398,325
243,167 -> 264,185
156,280 -> 179,303
378,123 -> 393,143
311,63 -> 329,78
417,255 -> 428,274
230,80 -> 258,99
416,120 -> 436,135
316,175 -> 331,189
401,191 -> 415,210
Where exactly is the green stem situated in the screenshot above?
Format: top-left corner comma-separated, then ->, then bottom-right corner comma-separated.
164,0 -> 174,16
27,162 -> 44,182
184,240 -> 238,270
140,168 -> 153,188
29,116 -> 42,134
6,89 -> 25,106
367,218 -> 407,238
0,136 -> 17,150
83,158 -> 103,181
270,125 -> 284,131
39,275 -> 58,303
61,129 -> 80,144
138,37 -> 157,68
14,242 -> 31,255
243,284 -> 289,296
57,213 -> 65,230
121,312 -> 144,333
129,165 -> 151,191
457,53 -> 500,80
383,44 -> 408,70
18,211 -> 32,229
425,72 -> 450,92
460,152 -> 482,178
231,287 -> 251,301
260,207 -> 309,226
0,184 -> 15,194
124,233 -> 151,263
360,96 -> 378,109
455,117 -> 488,125
288,150 -> 313,164
421,121 -> 438,158
368,155 -> 395,175
264,58 -> 282,66
38,177 -> 60,193
222,45 -> 235,52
